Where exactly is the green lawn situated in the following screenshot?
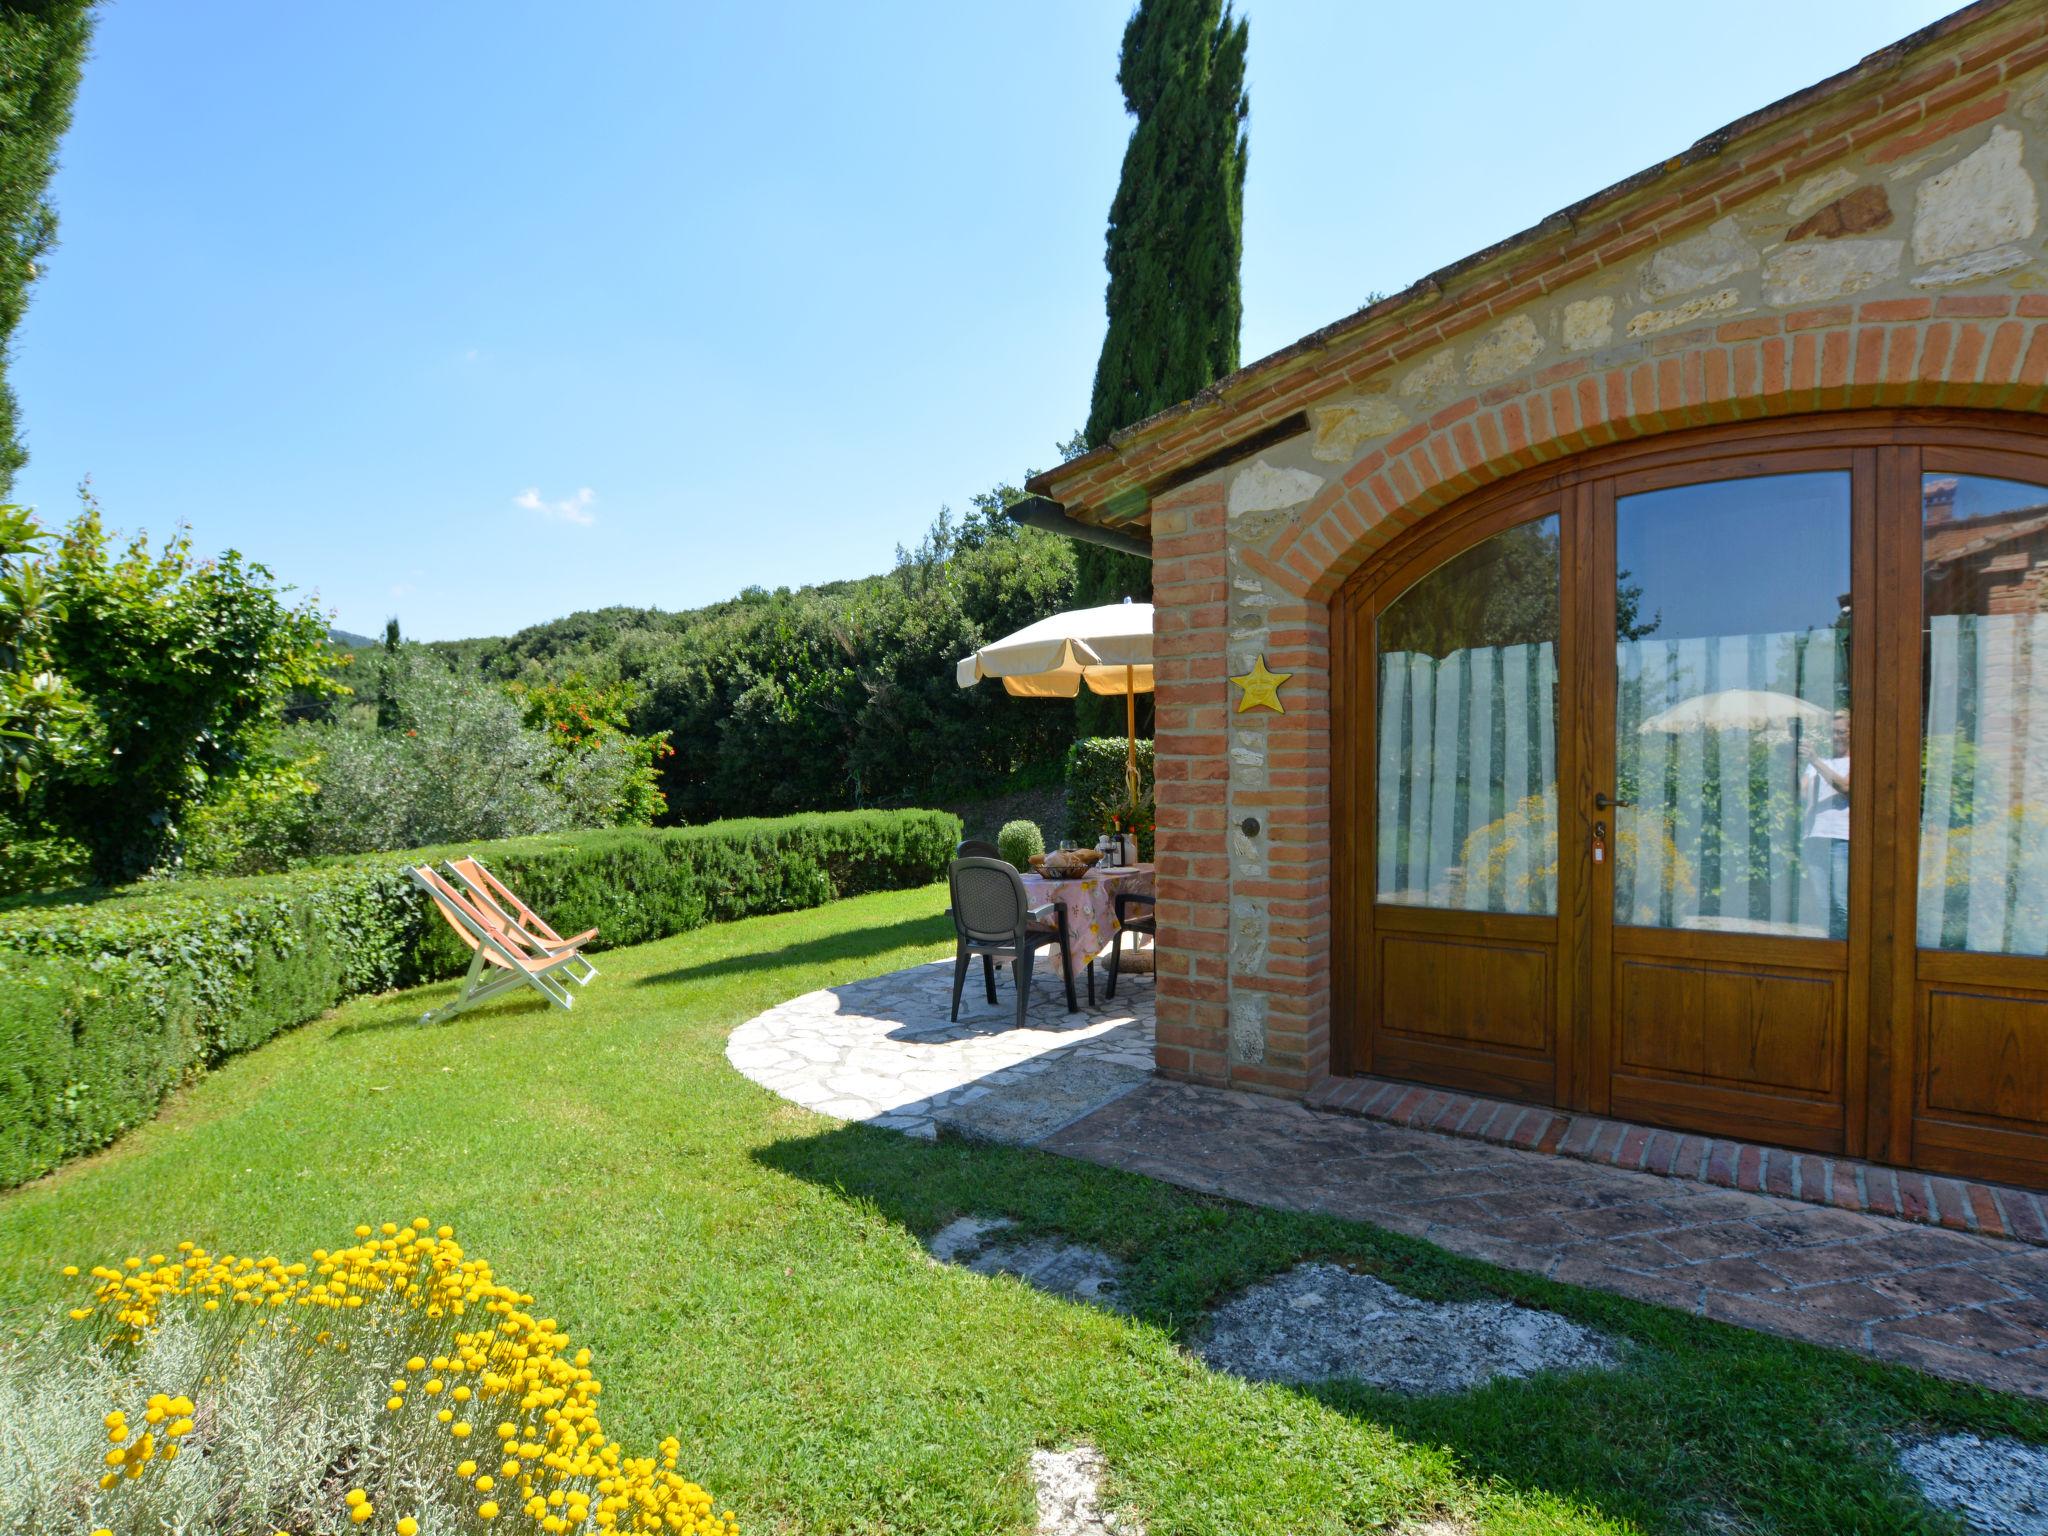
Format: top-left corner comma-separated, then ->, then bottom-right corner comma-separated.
2,883 -> 2043,1535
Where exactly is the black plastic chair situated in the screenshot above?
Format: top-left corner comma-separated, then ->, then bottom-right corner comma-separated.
1105,890 -> 1156,999
955,838 -> 1001,860
947,856 -> 1081,1024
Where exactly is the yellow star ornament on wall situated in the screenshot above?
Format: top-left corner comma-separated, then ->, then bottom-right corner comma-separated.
1231,655 -> 1290,714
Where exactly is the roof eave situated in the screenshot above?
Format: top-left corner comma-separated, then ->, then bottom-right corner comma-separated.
1027,0 -> 2016,521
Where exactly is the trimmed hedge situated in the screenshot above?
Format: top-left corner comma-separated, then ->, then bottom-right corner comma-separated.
1063,736 -> 1155,844
0,809 -> 959,1188
0,957 -> 200,1189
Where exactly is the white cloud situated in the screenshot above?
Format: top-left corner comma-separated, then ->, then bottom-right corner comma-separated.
515,486 -> 596,526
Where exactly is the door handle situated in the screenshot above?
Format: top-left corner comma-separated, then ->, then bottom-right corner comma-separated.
1594,792 -> 1632,810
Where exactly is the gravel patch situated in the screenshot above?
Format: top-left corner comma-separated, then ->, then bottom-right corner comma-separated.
926,1217 -> 1126,1309
1030,1444 -> 1143,1536
1897,1433 -> 2048,1534
1194,1261 -> 1618,1394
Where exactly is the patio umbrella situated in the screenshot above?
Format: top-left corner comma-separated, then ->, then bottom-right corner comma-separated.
1638,689 -> 1831,738
956,600 -> 1153,801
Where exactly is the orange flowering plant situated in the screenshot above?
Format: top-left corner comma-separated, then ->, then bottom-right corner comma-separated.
2,1219 -> 737,1536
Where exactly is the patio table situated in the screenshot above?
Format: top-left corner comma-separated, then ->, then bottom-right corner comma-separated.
1020,862 -> 1154,982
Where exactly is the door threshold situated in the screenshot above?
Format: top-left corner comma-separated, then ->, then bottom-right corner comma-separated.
1307,1075 -> 2048,1249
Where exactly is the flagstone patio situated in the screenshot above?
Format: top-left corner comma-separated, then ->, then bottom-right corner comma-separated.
729,960 -> 2048,1398
726,957 -> 1155,1144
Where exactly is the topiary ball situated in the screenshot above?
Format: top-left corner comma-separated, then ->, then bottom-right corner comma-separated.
996,819 -> 1044,872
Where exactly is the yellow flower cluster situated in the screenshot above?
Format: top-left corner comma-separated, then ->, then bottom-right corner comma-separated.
95,1392 -> 197,1489
62,1220 -> 739,1536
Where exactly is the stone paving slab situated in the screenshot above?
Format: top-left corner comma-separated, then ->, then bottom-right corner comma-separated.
726,957 -> 1154,1141
1044,1080 -> 2048,1399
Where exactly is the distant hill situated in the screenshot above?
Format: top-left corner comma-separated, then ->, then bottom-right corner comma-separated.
327,627 -> 378,650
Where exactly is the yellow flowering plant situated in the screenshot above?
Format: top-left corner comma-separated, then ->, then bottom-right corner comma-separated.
2,1219 -> 738,1536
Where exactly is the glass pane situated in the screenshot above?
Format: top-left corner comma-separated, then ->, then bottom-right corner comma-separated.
1376,515 -> 1559,914
1614,472 -> 1851,937
1919,472 -> 2048,955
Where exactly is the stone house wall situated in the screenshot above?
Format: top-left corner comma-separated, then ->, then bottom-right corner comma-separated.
1077,4 -> 2048,1099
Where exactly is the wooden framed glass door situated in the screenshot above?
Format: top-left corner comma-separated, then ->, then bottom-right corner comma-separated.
1876,445 -> 2048,1185
1335,413 -> 2048,1187
1349,493 -> 1578,1105
1585,456 -> 1873,1153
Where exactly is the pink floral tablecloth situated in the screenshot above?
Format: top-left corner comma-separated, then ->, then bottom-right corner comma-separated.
1020,863 -> 1155,979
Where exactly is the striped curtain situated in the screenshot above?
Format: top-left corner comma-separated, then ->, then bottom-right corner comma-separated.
1920,612 -> 2048,955
1376,642 -> 1557,914
1615,627 -> 1843,934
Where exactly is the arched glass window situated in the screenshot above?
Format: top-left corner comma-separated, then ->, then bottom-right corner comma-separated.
1375,514 -> 1559,915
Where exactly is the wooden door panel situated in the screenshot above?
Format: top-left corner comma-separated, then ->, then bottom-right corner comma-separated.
1608,1072 -> 1845,1150
1912,1114 -> 2048,1189
1379,931 -> 1552,1052
1921,983 -> 2048,1126
1613,952 -> 1840,1094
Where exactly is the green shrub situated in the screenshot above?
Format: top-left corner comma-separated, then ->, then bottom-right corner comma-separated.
996,818 -> 1043,871
0,816 -> 90,898
0,956 -> 199,1188
0,808 -> 959,1188
1064,736 -> 1155,843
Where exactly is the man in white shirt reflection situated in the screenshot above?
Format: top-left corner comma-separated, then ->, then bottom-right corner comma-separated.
1802,707 -> 1851,939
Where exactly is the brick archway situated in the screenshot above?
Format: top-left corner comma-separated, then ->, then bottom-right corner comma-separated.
1147,305 -> 2048,1103
1245,298 -> 2048,603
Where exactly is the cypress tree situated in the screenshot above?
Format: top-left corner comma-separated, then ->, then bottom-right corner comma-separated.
1073,0 -> 1247,728
0,2 -> 94,495
377,616 -> 403,732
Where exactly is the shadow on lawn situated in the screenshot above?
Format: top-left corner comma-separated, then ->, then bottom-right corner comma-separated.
327,988 -> 553,1039
633,913 -> 949,988
753,1119 -> 2046,1536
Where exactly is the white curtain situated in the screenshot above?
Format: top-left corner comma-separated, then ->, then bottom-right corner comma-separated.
1615,627 -> 1842,935
1920,612 -> 2048,954
1376,642 -> 1556,914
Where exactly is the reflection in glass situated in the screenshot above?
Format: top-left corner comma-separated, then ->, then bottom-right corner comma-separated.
1613,473 -> 1852,937
1376,516 -> 1559,914
1919,472 -> 2048,955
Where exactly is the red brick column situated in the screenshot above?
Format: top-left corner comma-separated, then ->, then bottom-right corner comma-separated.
1229,595 -> 1332,1095
1149,482 -> 1231,1083
1150,480 -> 1334,1097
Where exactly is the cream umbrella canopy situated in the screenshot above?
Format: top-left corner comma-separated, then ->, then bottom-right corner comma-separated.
1638,689 -> 1832,739
956,600 -> 1153,801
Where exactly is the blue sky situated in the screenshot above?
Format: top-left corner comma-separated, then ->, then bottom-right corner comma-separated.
9,1 -> 1957,642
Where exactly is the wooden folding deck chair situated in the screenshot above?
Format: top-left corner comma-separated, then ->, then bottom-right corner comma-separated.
443,856 -> 599,987
410,865 -> 589,1026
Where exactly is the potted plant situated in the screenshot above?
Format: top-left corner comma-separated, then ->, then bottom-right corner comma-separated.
1097,788 -> 1155,864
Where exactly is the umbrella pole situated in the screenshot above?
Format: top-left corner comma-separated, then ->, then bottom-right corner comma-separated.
1126,664 -> 1138,804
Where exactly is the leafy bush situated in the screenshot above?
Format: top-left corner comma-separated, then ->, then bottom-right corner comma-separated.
186,656 -> 677,874
0,808 -> 959,1188
30,493 -> 337,883
289,661 -> 576,859
436,492 -> 1082,821
0,810 -> 89,897
1064,736 -> 1155,847
510,671 -> 672,825
996,818 -> 1043,871
3,1219 -> 737,1535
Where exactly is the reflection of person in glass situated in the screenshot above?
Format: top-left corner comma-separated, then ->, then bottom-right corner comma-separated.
1801,708 -> 1851,939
